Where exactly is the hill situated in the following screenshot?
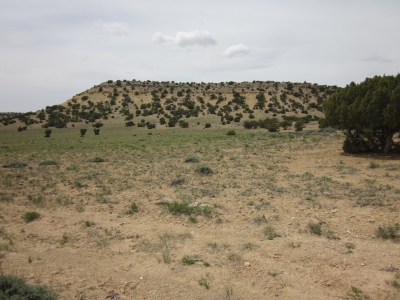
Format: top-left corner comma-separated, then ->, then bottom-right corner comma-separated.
0,80 -> 336,131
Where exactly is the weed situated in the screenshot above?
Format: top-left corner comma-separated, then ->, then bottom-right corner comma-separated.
203,261 -> 210,267
267,271 -> 281,277
59,234 -> 69,245
89,157 -> 106,162
188,216 -> 198,223
288,241 -> 301,248
198,273 -> 212,289
227,252 -> 242,263
171,177 -> 185,186
253,215 -> 267,225
308,222 -> 322,236
345,242 -> 355,253
39,160 -> 58,166
224,281 -> 234,300
181,255 -> 195,265
84,221 -> 95,227
376,224 -> 400,241
326,230 -> 340,240
3,162 -> 27,168
185,156 -> 199,163
162,249 -> 171,264
127,202 -> 138,214
75,204 -> 85,212
196,166 -> 213,175
243,242 -> 257,250
22,212 -> 40,223
369,161 -> 379,169
208,242 -> 217,250
347,286 -> 369,299
264,226 -> 281,240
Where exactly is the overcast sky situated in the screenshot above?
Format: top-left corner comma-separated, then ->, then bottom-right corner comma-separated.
1,0 -> 399,112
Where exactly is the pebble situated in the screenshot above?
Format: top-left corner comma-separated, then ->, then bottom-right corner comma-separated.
244,262 -> 251,267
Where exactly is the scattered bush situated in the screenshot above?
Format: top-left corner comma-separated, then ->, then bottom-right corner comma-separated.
226,130 -> 236,136
376,223 -> 400,241
3,162 -> 27,168
204,123 -> 211,128
0,274 -> 57,299
22,212 -> 40,223
196,166 -> 213,175
264,226 -> 281,240
181,255 -> 195,265
127,202 -> 138,214
171,178 -> 185,186
39,160 -> 58,166
94,128 -> 100,135
184,156 -> 199,163
89,157 -> 106,162
308,222 -> 322,236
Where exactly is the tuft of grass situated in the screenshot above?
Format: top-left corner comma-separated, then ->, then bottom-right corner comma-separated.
88,157 -> 106,162
184,156 -> 199,163
181,255 -> 195,265
171,178 -> 185,186
59,234 -> 69,245
198,273 -> 212,289
84,220 -> 95,227
227,252 -> 242,263
127,202 -> 138,214
264,226 -> 281,240
22,212 -> 40,223
308,222 -> 322,236
39,160 -> 58,166
253,215 -> 267,225
196,166 -> 213,175
347,286 -> 369,299
345,242 -> 355,253
369,161 -> 379,169
3,162 -> 27,168
376,223 -> 400,241
326,230 -> 340,240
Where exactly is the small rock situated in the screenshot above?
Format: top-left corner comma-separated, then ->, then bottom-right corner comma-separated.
139,276 -> 143,280
244,262 -> 251,267
154,198 -> 174,205
199,203 -> 209,208
189,202 -> 199,208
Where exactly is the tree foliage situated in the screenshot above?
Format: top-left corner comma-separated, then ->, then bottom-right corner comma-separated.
324,75 -> 400,153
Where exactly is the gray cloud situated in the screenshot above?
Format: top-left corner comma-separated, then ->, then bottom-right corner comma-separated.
362,54 -> 393,63
153,31 -> 216,47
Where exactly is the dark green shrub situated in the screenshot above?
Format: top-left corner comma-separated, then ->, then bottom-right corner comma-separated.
226,130 -> 236,136
22,212 -> 40,223
44,129 -> 52,138
295,120 -> 305,131
94,128 -> 100,135
81,95 -> 88,101
0,274 -> 57,299
80,129 -> 87,137
204,123 -> 211,128
196,166 -> 213,175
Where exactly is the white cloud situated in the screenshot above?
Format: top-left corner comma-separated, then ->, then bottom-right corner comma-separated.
100,22 -> 130,35
362,53 -> 393,63
152,31 -> 216,47
223,44 -> 250,58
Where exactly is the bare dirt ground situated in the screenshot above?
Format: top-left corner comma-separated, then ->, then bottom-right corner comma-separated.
0,127 -> 399,299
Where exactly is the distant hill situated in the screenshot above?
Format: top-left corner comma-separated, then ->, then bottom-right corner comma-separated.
0,80 -> 337,131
